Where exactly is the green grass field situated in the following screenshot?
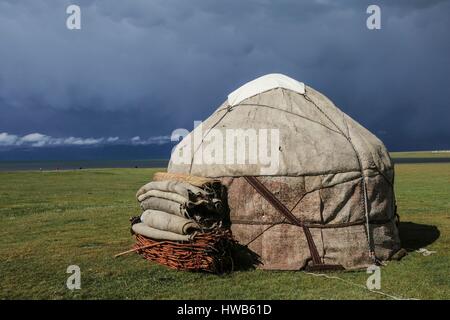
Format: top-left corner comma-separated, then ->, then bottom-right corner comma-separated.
0,162 -> 449,299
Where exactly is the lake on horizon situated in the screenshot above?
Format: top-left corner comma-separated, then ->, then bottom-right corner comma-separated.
0,159 -> 169,171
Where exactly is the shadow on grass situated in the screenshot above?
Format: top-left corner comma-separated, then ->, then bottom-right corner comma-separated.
399,221 -> 440,251
231,243 -> 262,271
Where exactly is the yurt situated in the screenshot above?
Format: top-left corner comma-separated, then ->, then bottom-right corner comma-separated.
168,73 -> 402,270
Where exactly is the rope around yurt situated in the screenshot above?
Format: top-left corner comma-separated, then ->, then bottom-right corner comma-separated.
303,93 -> 377,264
302,271 -> 417,300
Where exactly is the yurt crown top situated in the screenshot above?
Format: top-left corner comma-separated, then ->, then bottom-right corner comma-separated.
227,73 -> 305,107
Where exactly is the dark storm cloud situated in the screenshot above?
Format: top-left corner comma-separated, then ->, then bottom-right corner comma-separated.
0,0 -> 449,152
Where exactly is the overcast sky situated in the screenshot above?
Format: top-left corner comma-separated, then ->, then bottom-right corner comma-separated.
0,0 -> 449,155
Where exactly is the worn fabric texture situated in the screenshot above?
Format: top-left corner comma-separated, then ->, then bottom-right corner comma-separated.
137,189 -> 188,204
153,172 -> 219,188
136,180 -> 209,200
136,177 -> 227,227
168,86 -> 393,179
167,74 -> 401,270
140,197 -> 188,218
141,209 -> 199,235
132,223 -> 193,241
221,176 -> 400,270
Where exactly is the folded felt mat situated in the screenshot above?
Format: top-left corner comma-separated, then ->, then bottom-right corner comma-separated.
137,189 -> 187,204
137,181 -> 226,224
136,180 -> 209,200
140,209 -> 199,235
140,197 -> 188,218
131,223 -> 194,242
116,173 -> 234,273
153,172 -> 220,188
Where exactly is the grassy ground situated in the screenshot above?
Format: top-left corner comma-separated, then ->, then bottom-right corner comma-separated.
0,164 -> 449,299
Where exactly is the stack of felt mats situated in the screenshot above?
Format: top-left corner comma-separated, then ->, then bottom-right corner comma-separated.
121,172 -> 236,273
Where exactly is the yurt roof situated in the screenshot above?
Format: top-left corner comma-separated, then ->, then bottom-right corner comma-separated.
228,73 -> 306,106
169,74 -> 393,181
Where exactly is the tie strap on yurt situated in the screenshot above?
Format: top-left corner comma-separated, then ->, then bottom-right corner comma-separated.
243,176 -> 344,272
